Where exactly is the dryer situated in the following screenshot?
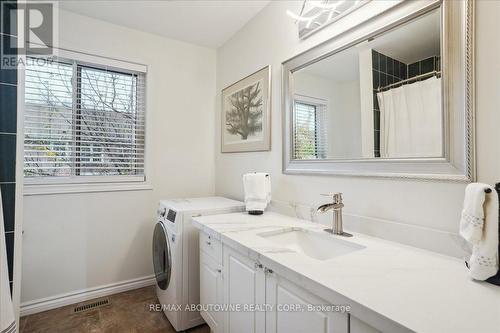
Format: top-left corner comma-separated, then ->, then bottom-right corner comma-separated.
153,197 -> 244,331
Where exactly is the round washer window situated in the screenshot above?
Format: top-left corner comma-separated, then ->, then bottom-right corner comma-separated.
152,222 -> 172,290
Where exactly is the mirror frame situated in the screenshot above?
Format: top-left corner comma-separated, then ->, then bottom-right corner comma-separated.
282,0 -> 474,182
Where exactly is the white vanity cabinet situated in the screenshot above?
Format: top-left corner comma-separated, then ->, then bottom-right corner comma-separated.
199,233 -> 224,333
199,231 -> 350,333
200,251 -> 224,333
223,245 -> 266,333
265,269 -> 349,333
194,208 -> 500,333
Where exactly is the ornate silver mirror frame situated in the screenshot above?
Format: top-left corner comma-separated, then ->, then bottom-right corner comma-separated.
282,0 -> 474,182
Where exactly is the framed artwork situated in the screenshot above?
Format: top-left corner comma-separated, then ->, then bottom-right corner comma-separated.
221,66 -> 271,153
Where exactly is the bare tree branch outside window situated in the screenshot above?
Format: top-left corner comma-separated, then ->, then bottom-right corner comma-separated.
24,58 -> 145,179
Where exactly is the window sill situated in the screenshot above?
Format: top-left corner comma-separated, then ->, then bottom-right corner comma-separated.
24,182 -> 153,196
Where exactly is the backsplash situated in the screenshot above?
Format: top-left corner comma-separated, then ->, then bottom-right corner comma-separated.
268,199 -> 467,258
0,0 -> 17,293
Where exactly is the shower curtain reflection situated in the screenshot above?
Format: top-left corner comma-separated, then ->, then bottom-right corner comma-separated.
377,77 -> 442,158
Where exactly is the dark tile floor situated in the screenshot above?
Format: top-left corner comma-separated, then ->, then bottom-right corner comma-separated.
20,286 -> 210,333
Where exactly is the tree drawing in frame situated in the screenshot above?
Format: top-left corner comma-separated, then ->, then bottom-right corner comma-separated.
225,80 -> 263,141
221,66 -> 270,153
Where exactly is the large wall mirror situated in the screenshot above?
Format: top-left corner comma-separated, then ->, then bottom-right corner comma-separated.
282,0 -> 474,181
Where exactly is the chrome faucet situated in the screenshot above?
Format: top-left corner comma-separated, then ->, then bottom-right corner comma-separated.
317,193 -> 352,237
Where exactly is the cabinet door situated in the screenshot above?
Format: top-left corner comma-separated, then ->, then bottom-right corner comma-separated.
200,252 -> 224,333
265,271 -> 348,333
350,316 -> 381,333
223,246 -> 266,333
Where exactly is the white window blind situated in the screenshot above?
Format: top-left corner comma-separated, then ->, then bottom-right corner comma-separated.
293,100 -> 328,160
24,57 -> 146,182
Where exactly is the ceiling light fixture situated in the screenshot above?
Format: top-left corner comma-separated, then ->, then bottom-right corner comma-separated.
288,0 -> 370,40
309,0 -> 346,10
287,0 -> 346,24
286,9 -> 323,23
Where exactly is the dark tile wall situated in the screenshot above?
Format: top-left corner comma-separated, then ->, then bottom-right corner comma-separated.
408,56 -> 441,79
371,50 -> 440,156
0,0 -> 18,294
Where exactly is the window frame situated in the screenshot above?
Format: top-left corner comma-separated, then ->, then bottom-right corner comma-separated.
23,48 -> 150,195
292,95 -> 328,160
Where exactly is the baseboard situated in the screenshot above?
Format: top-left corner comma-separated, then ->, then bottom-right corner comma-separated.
20,275 -> 156,317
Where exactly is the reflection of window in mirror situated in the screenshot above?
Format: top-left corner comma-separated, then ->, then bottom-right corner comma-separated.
293,96 -> 327,160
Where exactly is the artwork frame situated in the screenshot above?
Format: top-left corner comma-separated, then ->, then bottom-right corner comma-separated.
221,66 -> 271,153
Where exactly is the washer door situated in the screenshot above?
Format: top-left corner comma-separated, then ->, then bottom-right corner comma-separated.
152,222 -> 172,290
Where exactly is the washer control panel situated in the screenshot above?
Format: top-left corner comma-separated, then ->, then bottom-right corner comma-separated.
166,209 -> 177,223
157,202 -> 179,234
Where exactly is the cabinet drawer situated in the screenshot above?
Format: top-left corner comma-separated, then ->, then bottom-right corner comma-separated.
200,232 -> 222,263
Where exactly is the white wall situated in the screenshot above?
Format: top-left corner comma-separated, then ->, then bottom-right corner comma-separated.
331,80 -> 361,158
475,0 -> 500,187
359,48 -> 375,157
214,0 -> 498,258
21,10 -> 216,303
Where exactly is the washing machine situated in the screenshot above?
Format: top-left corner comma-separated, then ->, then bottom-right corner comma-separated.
152,197 -> 244,331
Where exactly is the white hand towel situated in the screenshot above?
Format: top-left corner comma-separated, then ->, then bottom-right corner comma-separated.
243,173 -> 271,212
1,190 -> 16,333
460,183 -> 488,244
460,184 -> 499,280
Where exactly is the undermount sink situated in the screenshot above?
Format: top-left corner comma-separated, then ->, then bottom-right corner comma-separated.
257,227 -> 365,261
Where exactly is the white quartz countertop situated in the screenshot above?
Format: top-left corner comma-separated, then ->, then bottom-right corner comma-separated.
192,212 -> 500,333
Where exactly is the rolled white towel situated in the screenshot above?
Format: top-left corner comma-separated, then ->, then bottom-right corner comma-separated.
460,183 -> 488,244
243,173 -> 271,213
460,183 -> 499,281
